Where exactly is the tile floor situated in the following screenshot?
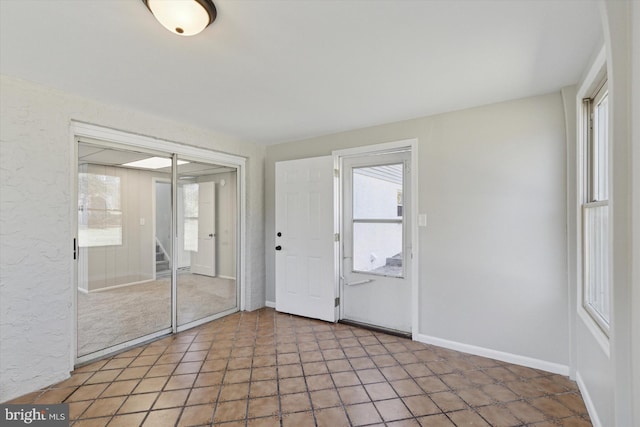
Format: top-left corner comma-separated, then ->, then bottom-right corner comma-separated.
8,308 -> 592,426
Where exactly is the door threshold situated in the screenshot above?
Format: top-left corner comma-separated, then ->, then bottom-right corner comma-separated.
339,319 -> 411,339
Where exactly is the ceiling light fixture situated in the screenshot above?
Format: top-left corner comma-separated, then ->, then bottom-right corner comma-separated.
142,0 -> 217,36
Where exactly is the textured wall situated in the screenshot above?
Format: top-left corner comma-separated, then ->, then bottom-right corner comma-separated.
0,75 -> 265,402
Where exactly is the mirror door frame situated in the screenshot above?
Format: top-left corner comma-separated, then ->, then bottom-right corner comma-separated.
70,121 -> 246,366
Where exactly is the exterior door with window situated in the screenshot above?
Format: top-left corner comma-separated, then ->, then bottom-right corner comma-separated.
341,151 -> 411,333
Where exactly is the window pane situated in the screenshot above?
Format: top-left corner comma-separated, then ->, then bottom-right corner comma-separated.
353,164 -> 403,219
584,204 -> 609,327
593,93 -> 608,201
183,183 -> 199,251
353,222 -> 403,277
78,172 -> 122,247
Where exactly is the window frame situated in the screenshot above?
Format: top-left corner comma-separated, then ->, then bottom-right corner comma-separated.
350,161 -> 407,278
581,77 -> 610,336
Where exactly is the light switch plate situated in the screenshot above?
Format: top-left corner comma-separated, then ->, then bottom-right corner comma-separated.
418,214 -> 427,227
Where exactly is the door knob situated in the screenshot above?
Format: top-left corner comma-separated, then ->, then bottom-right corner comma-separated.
277,232 -> 282,237
275,246 -> 282,251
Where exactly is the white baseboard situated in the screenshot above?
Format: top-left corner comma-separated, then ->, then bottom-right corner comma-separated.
575,371 -> 603,427
218,275 -> 236,280
414,333 -> 569,376
88,279 -> 155,293
77,287 -> 88,294
265,300 -> 276,308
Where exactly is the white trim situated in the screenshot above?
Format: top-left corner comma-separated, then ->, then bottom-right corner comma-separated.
576,371 -> 604,427
77,287 -> 88,294
72,121 -> 245,168
86,279 -> 155,293
333,138 -> 419,335
414,333 -> 570,376
218,275 -> 237,281
577,47 -> 607,100
410,139 -> 419,338
577,306 -> 611,358
69,122 -> 79,373
265,300 -> 276,309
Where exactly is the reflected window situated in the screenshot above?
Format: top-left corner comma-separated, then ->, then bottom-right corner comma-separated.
78,173 -> 122,247
183,183 -> 199,252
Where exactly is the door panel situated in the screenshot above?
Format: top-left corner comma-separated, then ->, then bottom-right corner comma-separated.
177,161 -> 238,327
275,156 -> 335,322
191,181 -> 216,277
76,143 -> 172,358
342,151 -> 411,333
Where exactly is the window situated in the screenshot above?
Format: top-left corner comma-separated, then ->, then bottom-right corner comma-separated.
78,173 -> 123,247
582,79 -> 610,333
183,183 -> 199,252
352,163 -> 404,277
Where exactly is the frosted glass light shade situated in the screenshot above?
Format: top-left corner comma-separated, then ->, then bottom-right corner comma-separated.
144,0 -> 216,36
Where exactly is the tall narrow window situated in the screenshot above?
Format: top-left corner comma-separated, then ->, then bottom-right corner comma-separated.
183,183 -> 199,252
582,80 -> 610,333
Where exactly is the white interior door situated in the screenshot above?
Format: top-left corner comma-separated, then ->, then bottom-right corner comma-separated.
191,181 -> 216,277
341,151 -> 412,333
275,156 -> 336,322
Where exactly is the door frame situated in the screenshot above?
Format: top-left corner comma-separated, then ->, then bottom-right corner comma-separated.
70,121 -> 247,367
333,139 -> 419,338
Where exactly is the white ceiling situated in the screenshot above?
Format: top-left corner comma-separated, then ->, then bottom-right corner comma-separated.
0,0 -> 602,146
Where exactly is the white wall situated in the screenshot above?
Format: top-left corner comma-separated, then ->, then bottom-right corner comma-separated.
266,92 -> 570,370
0,75 -> 265,402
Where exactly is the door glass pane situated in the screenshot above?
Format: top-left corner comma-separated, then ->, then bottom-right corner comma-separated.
177,159 -> 238,326
352,163 -> 404,277
77,143 -> 172,357
353,222 -> 403,276
353,164 -> 403,219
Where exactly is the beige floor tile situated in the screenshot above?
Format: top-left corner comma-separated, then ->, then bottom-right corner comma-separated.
374,398 -> 413,422
315,406 -> 350,427
177,403 -> 214,426
141,408 -> 182,427
117,392 -> 158,414
247,395 -> 279,418
309,388 -> 341,409
346,402 -> 383,426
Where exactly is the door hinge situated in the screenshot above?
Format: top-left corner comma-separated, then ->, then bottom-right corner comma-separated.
334,169 -> 339,178
73,238 -> 77,260
334,233 -> 340,242
334,297 -> 340,307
